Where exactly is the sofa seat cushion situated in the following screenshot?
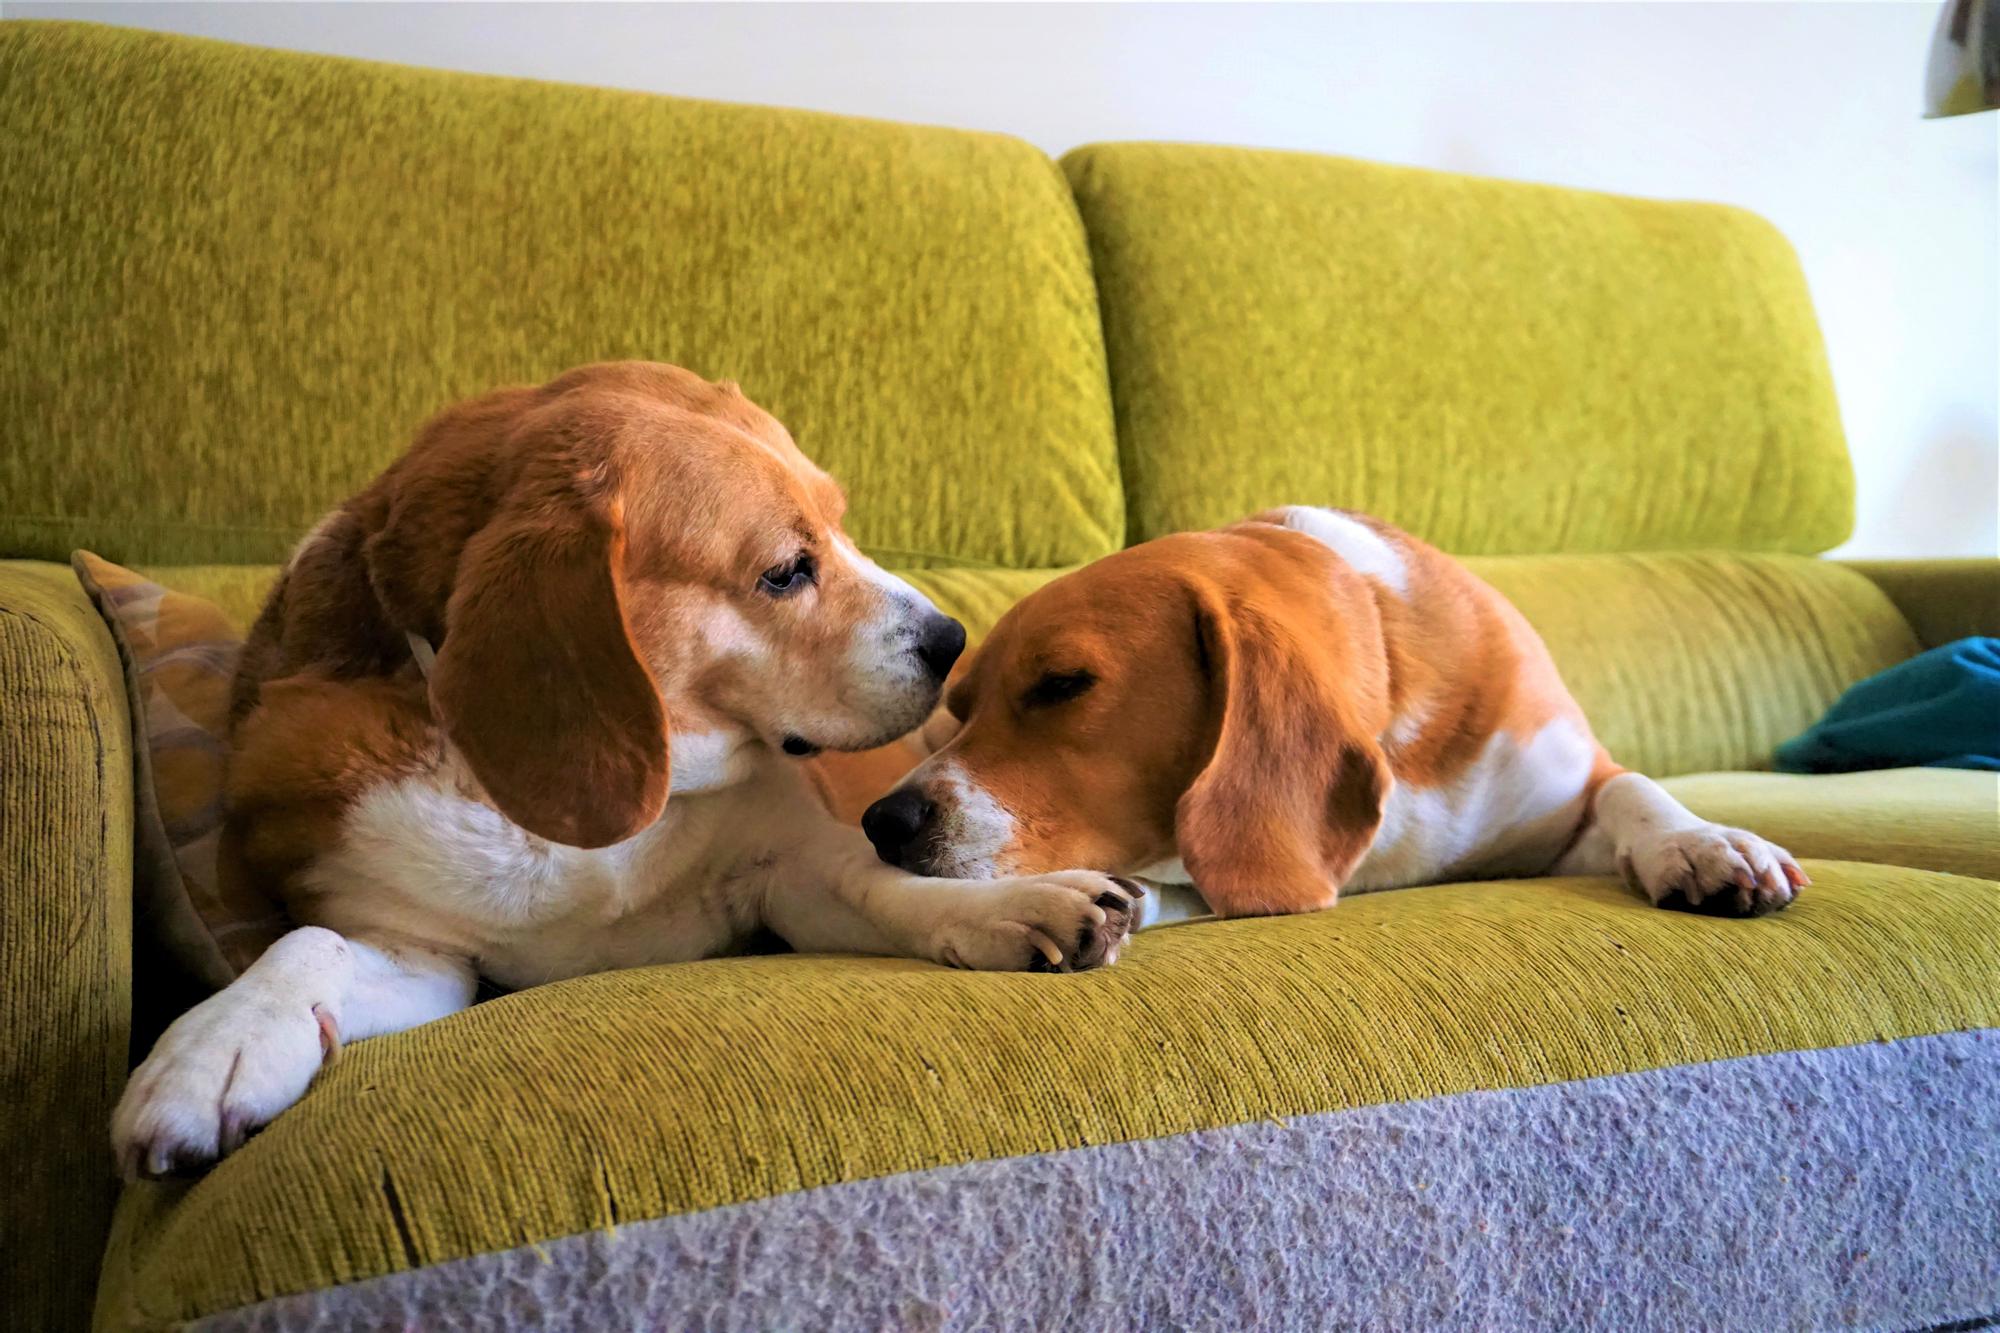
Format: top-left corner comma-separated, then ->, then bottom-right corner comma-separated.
1663,767 -> 2000,881
97,862 -> 1997,1328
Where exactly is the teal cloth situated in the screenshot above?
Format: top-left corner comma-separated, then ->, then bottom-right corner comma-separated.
1775,637 -> 2000,773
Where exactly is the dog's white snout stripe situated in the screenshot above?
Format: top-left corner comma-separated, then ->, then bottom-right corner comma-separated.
908,761 -> 1016,878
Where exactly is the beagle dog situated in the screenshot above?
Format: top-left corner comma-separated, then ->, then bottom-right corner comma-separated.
864,506 -> 1807,922
111,362 -> 1142,1178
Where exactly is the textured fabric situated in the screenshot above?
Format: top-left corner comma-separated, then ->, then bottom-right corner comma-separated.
181,1032 -> 2000,1333
1845,558 -> 2000,650
1662,767 -> 2000,882
900,565 -> 1076,642
0,560 -> 134,1333
1466,551 -> 1919,777
1064,142 -> 1853,554
1775,637 -> 2000,773
96,864 -> 1998,1326
0,21 -> 1121,570
72,555 -> 285,986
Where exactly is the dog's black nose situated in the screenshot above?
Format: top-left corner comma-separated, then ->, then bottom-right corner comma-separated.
862,788 -> 935,868
915,614 -> 967,682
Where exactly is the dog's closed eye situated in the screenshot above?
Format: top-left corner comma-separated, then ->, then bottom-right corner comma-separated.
1021,670 -> 1096,710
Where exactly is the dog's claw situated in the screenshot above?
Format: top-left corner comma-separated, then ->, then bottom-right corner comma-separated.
312,1004 -> 341,1062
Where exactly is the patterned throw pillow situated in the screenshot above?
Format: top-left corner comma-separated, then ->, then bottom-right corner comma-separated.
72,552 -> 286,987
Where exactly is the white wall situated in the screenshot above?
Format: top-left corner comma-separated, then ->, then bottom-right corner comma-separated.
17,1 -> 1997,557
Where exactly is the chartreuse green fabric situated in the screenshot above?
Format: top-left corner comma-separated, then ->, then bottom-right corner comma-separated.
0,21 -> 1120,571
1663,768 -> 2000,881
0,561 -> 134,1333
1063,142 -> 1854,554
95,865 -> 1998,1328
1844,558 -> 2000,650
1465,551 -> 1918,776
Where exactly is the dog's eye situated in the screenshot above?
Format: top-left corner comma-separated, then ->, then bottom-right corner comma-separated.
757,554 -> 816,596
1022,670 -> 1096,710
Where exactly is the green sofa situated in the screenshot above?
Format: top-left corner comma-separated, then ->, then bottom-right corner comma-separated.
4,21 -> 1995,1332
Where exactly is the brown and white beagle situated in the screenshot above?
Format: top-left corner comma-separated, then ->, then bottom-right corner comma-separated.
864,506 -> 1806,922
111,362 -> 1142,1178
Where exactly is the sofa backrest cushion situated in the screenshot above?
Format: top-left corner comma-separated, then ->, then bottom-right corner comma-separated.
1064,142 -> 1854,555
1,22 -> 1122,570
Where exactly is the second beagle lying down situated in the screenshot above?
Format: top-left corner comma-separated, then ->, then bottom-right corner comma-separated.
865,506 -> 1807,921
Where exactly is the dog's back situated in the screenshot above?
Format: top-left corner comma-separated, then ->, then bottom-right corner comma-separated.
1240,507 -> 1618,889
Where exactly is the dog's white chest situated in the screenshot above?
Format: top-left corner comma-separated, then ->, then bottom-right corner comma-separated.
301,760 -> 769,989
1350,718 -> 1596,892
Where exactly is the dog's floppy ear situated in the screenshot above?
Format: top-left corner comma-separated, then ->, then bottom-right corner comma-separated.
1175,586 -> 1391,916
430,489 -> 670,849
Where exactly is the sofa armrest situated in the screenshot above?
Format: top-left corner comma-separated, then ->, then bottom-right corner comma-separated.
1842,559 -> 2000,651
0,559 -> 134,1331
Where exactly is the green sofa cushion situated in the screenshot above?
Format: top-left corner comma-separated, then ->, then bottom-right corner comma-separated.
1,21 -> 1121,571
96,863 -> 1998,1326
1662,767 -> 2000,881
1465,552 -> 1917,777
1063,142 -> 1853,555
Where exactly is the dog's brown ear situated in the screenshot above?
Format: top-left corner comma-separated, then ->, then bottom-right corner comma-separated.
431,492 -> 670,849
1175,587 -> 1390,916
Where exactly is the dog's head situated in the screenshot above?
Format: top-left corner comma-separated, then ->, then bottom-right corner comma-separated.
861,525 -> 1393,915
357,361 -> 963,848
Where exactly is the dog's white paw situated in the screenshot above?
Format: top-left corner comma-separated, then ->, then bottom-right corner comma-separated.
934,872 -> 1144,972
111,989 -> 337,1179
1621,824 -> 1807,918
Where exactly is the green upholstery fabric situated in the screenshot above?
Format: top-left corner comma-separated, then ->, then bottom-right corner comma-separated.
1663,768 -> 2000,882
1844,559 -> 2000,650
94,863 -> 1998,1328
0,21 -> 1120,571
1465,552 -> 1918,777
0,560 -> 134,1333
1063,142 -> 1854,554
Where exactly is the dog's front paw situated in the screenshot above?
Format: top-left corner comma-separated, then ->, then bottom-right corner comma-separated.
1622,824 -> 1807,918
936,872 -> 1144,972
111,991 -> 338,1179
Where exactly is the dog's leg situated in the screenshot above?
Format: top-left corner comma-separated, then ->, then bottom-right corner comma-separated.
1556,771 -> 1807,917
111,927 -> 475,1177
760,817 -> 1142,972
